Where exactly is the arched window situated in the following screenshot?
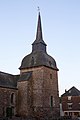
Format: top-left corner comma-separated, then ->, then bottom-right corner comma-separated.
50,74 -> 52,79
11,93 -> 15,104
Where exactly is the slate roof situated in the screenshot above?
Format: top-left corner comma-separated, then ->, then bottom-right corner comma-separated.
0,71 -> 19,89
20,51 -> 58,70
61,86 -> 80,97
19,12 -> 58,71
18,71 -> 32,82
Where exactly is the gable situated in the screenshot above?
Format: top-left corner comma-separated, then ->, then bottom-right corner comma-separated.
61,86 -> 80,97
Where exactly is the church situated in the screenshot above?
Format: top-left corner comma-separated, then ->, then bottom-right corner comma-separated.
0,12 -> 60,118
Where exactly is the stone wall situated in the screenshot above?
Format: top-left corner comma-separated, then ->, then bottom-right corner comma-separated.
17,79 -> 33,116
0,87 -> 18,117
18,66 -> 60,117
32,66 -> 60,117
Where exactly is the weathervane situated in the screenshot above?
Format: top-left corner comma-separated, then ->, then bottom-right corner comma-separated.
37,6 -> 40,12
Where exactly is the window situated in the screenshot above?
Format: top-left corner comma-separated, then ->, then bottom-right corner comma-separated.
50,96 -> 53,107
67,103 -> 72,109
69,90 -> 71,93
69,112 -> 72,116
68,96 -> 72,100
65,112 -> 68,116
50,74 -> 52,79
50,96 -> 55,107
11,93 -> 15,104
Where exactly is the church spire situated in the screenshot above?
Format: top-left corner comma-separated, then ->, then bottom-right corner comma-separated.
36,12 -> 43,41
32,12 -> 47,52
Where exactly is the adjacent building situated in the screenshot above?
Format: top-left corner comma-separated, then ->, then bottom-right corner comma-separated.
0,12 -> 60,118
61,86 -> 80,118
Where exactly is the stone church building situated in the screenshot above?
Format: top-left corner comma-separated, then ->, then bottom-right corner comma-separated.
0,12 -> 60,118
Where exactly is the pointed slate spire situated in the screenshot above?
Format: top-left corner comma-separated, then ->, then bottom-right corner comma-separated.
20,11 -> 58,70
36,12 -> 43,41
32,12 -> 47,52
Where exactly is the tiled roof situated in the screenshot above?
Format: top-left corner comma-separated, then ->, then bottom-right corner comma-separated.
19,12 -> 58,71
61,86 -> 80,97
18,71 -> 32,82
0,71 -> 19,89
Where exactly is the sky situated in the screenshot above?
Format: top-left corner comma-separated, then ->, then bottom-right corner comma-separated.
0,0 -> 80,96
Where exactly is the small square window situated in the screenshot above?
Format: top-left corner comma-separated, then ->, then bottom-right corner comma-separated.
68,96 -> 72,100
69,90 -> 71,93
67,103 -> 72,109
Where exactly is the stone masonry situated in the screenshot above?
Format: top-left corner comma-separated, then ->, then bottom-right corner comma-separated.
0,87 -> 18,117
17,66 -> 60,117
0,12 -> 60,118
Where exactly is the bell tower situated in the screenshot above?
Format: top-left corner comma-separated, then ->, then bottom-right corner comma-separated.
17,12 -> 60,118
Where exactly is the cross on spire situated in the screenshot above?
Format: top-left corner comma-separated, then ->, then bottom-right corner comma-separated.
37,6 -> 40,12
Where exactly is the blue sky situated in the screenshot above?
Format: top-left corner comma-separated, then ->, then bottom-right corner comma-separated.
0,0 -> 80,95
